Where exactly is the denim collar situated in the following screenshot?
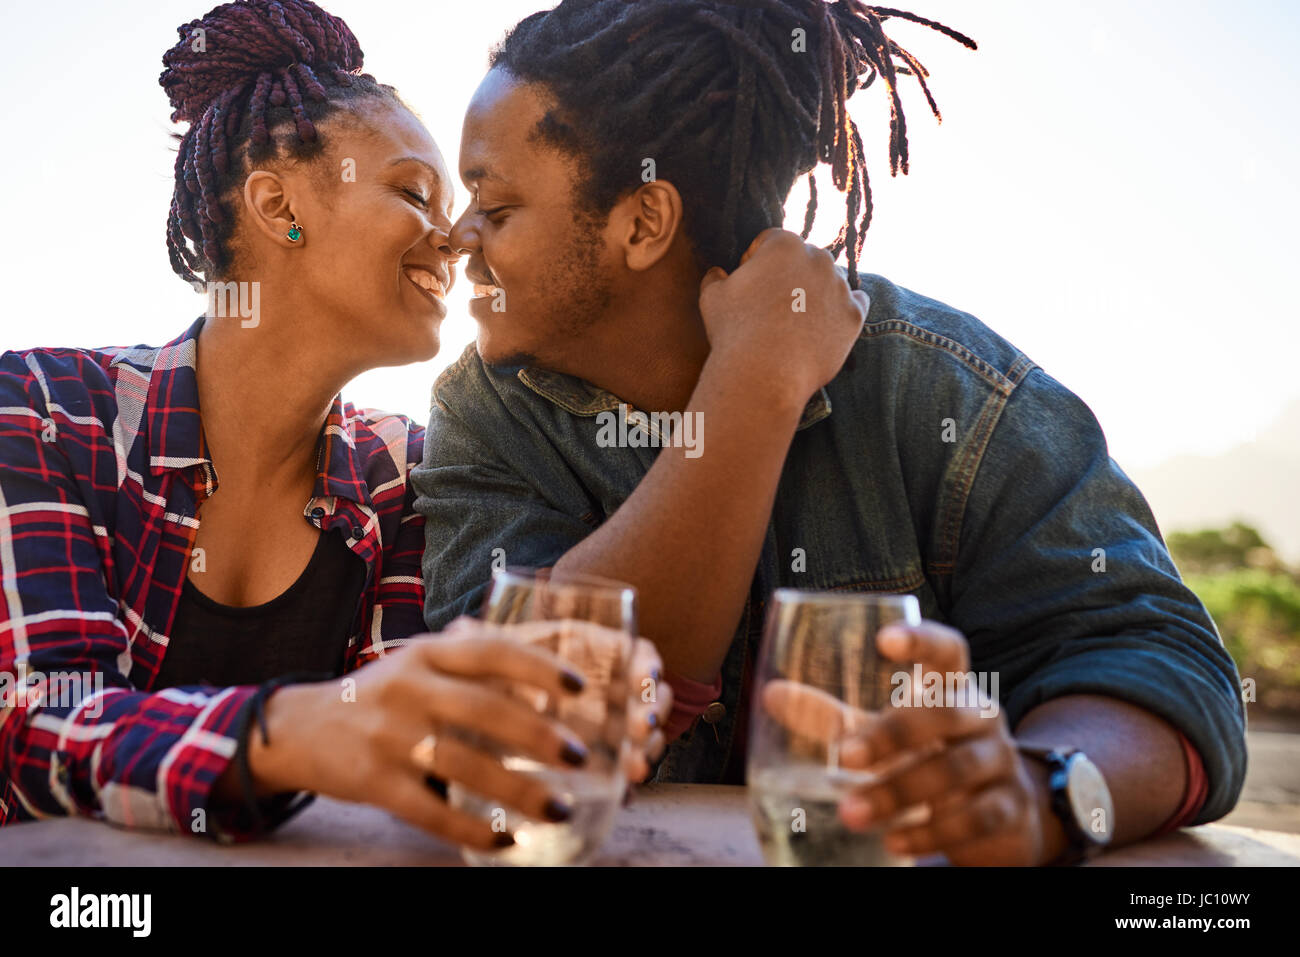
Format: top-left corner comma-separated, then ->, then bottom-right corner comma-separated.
515,365 -> 833,431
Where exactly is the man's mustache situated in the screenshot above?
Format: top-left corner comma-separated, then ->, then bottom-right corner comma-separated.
464,258 -> 500,287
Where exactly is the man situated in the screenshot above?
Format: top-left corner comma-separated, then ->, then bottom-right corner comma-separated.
413,0 -> 1245,865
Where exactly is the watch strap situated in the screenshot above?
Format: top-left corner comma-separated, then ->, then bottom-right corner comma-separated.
1016,743 -> 1096,866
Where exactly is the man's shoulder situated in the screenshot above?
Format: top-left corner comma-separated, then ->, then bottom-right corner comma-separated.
431,341 -> 501,406
428,341 -> 554,433
855,273 -> 1037,392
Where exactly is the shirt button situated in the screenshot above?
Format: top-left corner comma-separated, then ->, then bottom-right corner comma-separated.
310,507 -> 325,521
702,702 -> 726,724
351,526 -> 365,539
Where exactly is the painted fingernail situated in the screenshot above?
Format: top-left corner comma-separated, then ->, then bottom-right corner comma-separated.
561,740 -> 589,766
561,669 -> 585,692
647,711 -> 658,730
543,798 -> 572,822
423,775 -> 448,799
649,667 -> 661,684
494,832 -> 516,848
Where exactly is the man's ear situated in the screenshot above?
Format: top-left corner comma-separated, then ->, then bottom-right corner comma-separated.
242,170 -> 300,246
614,179 -> 685,272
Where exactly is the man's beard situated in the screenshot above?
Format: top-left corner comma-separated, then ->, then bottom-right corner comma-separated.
482,209 -> 613,371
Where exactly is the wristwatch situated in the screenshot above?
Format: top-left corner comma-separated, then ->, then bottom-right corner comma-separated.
1016,744 -> 1114,865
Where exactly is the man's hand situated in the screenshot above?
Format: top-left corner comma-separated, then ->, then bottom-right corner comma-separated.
624,637 -> 673,783
762,620 -> 1056,865
698,228 -> 869,412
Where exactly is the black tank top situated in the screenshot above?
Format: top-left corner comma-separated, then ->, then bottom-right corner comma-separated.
153,530 -> 367,689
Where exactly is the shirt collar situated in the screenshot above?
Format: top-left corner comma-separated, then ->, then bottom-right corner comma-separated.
315,399 -> 373,511
515,365 -> 833,431
139,316 -> 372,510
143,316 -> 209,475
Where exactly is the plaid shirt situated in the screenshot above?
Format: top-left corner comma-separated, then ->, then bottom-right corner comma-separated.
0,317 -> 427,841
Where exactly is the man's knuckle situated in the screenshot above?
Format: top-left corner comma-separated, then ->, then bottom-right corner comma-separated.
977,790 -> 1008,832
947,745 -> 979,782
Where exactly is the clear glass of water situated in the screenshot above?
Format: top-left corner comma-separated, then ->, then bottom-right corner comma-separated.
747,589 -> 923,866
449,567 -> 637,867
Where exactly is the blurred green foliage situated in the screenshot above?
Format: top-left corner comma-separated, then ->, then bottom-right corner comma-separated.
1170,523 -> 1300,714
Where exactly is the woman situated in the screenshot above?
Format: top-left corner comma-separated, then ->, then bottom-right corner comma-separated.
0,0 -> 675,850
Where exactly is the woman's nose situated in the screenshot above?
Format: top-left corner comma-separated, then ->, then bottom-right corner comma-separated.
430,226 -> 458,260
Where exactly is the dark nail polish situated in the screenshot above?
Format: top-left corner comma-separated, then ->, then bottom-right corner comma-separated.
649,667 -> 661,684
543,798 -> 573,822
647,712 -> 658,730
561,740 -> 589,766
561,669 -> 585,692
493,832 -> 516,848
423,775 -> 448,799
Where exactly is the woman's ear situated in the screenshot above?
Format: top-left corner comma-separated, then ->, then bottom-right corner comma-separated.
617,179 -> 685,272
242,170 -> 300,246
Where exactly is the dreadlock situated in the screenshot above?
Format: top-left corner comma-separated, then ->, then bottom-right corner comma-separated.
159,0 -> 404,285
491,0 -> 976,288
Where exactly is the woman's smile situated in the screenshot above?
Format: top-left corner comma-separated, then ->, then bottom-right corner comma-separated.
402,264 -> 450,311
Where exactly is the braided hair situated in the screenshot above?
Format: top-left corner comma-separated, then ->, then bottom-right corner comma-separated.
491,0 -> 976,287
159,0 -> 404,284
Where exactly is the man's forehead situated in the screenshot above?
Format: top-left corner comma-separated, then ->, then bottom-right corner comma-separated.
460,69 -> 551,179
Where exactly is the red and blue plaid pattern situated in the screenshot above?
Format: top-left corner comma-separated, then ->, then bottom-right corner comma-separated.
0,317 -> 427,841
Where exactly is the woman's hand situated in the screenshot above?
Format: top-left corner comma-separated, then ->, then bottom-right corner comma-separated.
245,618 -> 606,852
242,618 -> 672,850
698,228 -> 869,412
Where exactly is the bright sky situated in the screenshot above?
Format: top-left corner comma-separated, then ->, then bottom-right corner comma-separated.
2,0 -> 1297,474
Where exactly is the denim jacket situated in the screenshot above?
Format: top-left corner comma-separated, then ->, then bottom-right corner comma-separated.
413,272 -> 1247,825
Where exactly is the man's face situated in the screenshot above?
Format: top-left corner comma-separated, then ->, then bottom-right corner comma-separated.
449,68 -> 617,368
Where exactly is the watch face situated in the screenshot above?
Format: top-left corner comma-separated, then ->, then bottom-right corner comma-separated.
1065,755 -> 1114,846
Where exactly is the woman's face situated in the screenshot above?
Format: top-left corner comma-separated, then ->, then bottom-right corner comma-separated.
247,100 -> 459,370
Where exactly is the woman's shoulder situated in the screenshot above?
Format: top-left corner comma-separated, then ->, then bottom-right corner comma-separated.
0,341 -> 147,415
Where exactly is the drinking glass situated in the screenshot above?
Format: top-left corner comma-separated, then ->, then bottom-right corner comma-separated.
747,589 -> 924,866
449,567 -> 637,866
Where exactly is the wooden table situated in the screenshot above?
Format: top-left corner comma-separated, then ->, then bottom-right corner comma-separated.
2,784 -> 1298,866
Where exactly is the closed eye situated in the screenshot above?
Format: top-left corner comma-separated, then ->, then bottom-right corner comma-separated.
402,187 -> 431,208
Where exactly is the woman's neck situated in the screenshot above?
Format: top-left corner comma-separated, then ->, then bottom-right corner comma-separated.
194,306 -> 350,487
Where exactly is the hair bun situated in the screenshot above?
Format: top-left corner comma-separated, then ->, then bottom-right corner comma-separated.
159,0 -> 363,125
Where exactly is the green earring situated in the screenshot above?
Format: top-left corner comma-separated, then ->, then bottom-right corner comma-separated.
287,221 -> 303,242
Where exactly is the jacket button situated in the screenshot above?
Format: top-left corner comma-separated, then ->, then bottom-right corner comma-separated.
702,702 -> 726,724
310,507 -> 325,520
351,526 -> 365,539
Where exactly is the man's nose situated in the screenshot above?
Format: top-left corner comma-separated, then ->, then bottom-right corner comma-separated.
448,212 -> 479,257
